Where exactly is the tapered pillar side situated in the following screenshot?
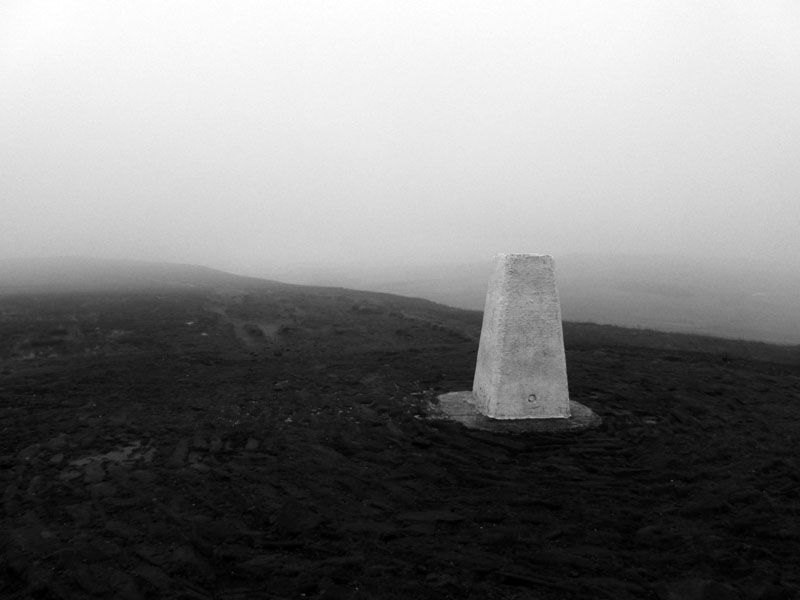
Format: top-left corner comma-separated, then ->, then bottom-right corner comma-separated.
472,253 -> 570,419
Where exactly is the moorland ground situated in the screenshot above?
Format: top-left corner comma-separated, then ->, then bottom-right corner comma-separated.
1,280 -> 799,599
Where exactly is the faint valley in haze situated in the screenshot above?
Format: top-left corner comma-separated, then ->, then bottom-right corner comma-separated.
2,254 -> 799,346
266,253 -> 800,346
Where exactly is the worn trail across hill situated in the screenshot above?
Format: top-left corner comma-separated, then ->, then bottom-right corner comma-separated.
1,288 -> 799,599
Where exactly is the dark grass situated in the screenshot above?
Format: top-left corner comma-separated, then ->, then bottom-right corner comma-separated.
1,287 -> 799,599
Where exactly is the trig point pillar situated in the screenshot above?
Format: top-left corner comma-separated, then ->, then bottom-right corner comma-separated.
473,253 -> 570,419
431,253 -> 600,432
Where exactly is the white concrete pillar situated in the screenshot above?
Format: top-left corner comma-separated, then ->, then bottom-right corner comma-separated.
472,253 -> 571,419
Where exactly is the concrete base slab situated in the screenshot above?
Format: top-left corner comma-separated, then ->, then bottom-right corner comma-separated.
431,391 -> 601,433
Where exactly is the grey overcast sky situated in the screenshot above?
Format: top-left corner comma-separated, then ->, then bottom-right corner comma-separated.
2,1 -> 799,274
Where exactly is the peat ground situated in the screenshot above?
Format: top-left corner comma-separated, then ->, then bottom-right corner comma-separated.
1,284 -> 799,599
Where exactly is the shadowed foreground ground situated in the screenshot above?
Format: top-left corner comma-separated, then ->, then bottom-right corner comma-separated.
1,286 -> 799,599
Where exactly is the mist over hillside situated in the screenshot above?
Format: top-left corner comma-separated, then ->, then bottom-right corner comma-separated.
0,257 -> 282,293
268,254 -> 800,345
3,255 -> 799,345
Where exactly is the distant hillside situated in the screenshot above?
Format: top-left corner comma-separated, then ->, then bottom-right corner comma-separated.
0,257 -> 282,293
268,254 -> 800,345
7,255 -> 800,345
2,256 -> 799,368
555,254 -> 800,345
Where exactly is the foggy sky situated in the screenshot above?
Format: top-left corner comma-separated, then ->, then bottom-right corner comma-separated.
2,1 -> 799,275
